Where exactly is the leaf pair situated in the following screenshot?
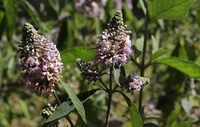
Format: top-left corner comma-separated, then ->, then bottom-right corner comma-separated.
43,83 -> 100,126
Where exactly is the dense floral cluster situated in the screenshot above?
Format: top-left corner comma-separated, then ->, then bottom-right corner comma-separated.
76,58 -> 99,84
18,23 -> 63,95
126,73 -> 150,94
75,0 -> 107,19
95,10 -> 132,68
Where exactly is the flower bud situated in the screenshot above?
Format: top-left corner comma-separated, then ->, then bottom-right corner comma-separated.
126,73 -> 150,94
76,58 -> 99,84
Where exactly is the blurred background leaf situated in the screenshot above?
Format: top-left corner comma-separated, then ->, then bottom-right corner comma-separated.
148,0 -> 195,20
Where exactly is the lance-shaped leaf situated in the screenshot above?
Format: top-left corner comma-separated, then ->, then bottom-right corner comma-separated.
117,91 -> 143,127
61,81 -> 86,123
153,57 -> 200,80
148,0 -> 195,20
43,88 -> 100,125
151,49 -> 169,61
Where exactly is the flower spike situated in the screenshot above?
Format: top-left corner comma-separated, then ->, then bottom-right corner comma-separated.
19,23 -> 63,96
95,10 -> 132,68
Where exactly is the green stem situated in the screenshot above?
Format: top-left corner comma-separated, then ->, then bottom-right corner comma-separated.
105,67 -> 113,127
99,78 -> 109,90
53,91 -> 75,127
139,0 -> 149,117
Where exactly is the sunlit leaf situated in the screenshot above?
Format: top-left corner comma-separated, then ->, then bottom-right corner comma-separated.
136,37 -> 144,52
153,57 -> 200,79
151,35 -> 159,53
151,49 -> 169,61
60,46 -> 96,65
61,81 -> 86,123
148,0 -> 195,20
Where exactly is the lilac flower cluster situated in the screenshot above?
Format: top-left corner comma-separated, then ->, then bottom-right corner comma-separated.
76,58 -> 99,84
75,0 -> 107,19
19,23 -> 63,96
126,73 -> 150,94
95,10 -> 132,68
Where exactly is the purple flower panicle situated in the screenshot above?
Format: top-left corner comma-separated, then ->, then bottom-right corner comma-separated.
126,73 -> 150,94
19,23 -> 63,96
95,10 -> 132,68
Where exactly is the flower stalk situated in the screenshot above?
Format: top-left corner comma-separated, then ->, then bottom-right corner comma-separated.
139,0 -> 150,117
105,67 -> 113,127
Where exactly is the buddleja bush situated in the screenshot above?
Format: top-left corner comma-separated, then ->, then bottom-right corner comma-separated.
18,0 -> 200,127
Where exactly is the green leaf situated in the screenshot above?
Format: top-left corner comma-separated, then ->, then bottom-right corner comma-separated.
139,0 -> 147,14
48,0 -> 59,14
0,11 -> 5,40
0,11 -> 4,25
123,5 -> 134,21
151,35 -> 159,53
22,0 -> 47,33
136,37 -> 144,52
60,81 -> 86,123
57,20 -> 74,51
153,57 -> 200,79
44,88 -> 100,125
18,99 -> 31,119
174,121 -> 194,127
148,0 -> 195,20
113,65 -> 126,86
181,98 -> 192,113
61,46 -> 96,65
151,49 -> 169,61
166,109 -> 180,126
113,66 -> 121,86
4,0 -> 17,41
117,91 -> 142,127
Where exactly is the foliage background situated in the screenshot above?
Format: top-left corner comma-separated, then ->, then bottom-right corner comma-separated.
0,0 -> 199,127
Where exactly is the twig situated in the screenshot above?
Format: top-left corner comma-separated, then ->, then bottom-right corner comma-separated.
53,91 -> 75,127
130,56 -> 140,69
99,78 -> 109,90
